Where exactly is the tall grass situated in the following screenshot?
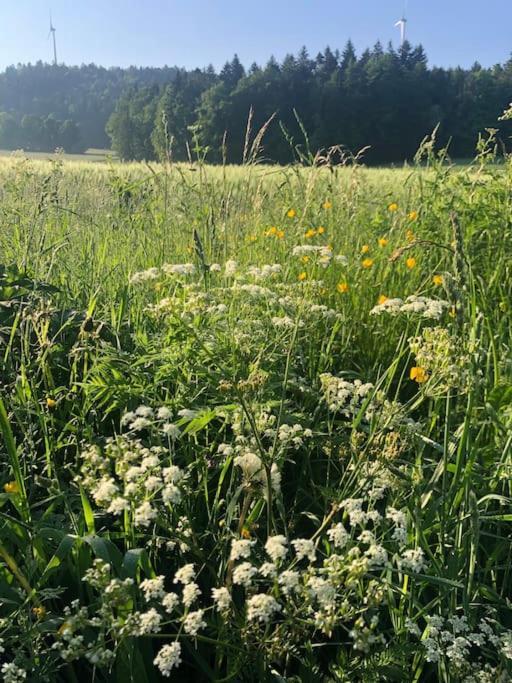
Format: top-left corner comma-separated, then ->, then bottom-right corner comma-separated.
0,140 -> 511,681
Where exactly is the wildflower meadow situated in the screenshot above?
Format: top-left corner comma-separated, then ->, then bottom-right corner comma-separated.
0,134 -> 511,682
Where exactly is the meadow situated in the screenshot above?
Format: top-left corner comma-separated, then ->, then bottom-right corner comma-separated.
0,137 -> 511,682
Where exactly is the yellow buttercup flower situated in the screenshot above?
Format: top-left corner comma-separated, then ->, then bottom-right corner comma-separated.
298,272 -> 307,281
410,366 -> 428,383
4,481 -> 19,494
46,397 -> 57,409
241,527 -> 251,539
247,234 -> 258,243
276,229 -> 285,239
362,258 -> 374,269
287,209 -> 296,218
433,274 -> 444,286
337,282 -> 349,293
388,202 -> 399,212
33,606 -> 47,620
317,226 -> 325,235
378,237 -> 388,248
377,295 -> 388,305
408,210 -> 418,221
305,228 -> 317,239
406,257 -> 417,270
301,255 -> 310,264
406,229 -> 415,243
361,244 -> 370,254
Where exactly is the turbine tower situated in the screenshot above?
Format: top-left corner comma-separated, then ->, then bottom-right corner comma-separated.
395,16 -> 407,47
48,14 -> 58,65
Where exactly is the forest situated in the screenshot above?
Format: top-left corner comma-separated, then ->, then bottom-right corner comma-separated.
1,42 -> 512,162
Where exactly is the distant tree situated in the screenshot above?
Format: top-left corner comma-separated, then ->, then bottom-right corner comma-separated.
0,112 -> 20,149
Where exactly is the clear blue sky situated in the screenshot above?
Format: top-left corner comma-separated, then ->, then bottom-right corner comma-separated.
0,0 -> 510,71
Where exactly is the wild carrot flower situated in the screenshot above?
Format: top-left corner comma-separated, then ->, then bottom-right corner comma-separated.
406,257 -> 417,269
388,202 -> 399,212
362,258 -> 374,269
337,282 -> 349,293
432,274 -> 443,286
410,366 -> 428,383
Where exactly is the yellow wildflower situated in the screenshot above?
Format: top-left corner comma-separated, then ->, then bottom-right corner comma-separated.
33,606 -> 47,620
362,258 -> 374,269
337,282 -> 349,293
276,229 -> 285,239
410,366 -> 428,383
287,209 -> 296,218
323,200 -> 332,209
378,237 -> 388,248
377,295 -> 389,305
317,226 -> 325,235
46,397 -> 57,409
361,244 -> 370,254
432,274 -> 444,286
388,202 -> 399,212
406,257 -> 417,270
58,622 -> 73,636
408,210 -> 418,221
241,527 -> 251,539
298,272 -> 307,281
305,228 -> 317,239
406,229 -> 415,243
4,481 -> 19,494
301,256 -> 310,264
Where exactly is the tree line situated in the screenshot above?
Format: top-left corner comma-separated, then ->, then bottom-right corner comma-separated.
0,62 -> 178,151
1,44 -> 512,162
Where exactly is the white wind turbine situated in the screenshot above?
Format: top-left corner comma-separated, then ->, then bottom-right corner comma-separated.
395,16 -> 407,47
48,13 -> 58,65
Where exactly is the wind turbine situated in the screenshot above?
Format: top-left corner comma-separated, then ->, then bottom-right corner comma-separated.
48,13 -> 58,65
395,16 -> 407,47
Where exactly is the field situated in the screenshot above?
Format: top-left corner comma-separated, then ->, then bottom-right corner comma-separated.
0,148 -> 115,163
0,145 -> 511,682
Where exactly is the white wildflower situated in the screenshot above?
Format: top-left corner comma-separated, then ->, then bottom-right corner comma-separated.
154,642 -> 182,676
265,535 -> 288,562
246,594 -> 281,623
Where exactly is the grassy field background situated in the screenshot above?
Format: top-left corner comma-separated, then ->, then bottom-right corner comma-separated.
0,145 -> 511,681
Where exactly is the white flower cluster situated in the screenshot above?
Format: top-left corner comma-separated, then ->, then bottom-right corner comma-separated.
129,267 -> 160,284
161,262 -> 196,276
319,373 -> 374,416
121,404 -> 181,438
246,264 -> 282,280
370,296 -> 449,320
130,263 -> 196,284
76,434 -> 186,528
408,612 -> 512,678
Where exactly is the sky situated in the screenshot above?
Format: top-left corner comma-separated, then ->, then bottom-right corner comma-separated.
0,0 -> 510,72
